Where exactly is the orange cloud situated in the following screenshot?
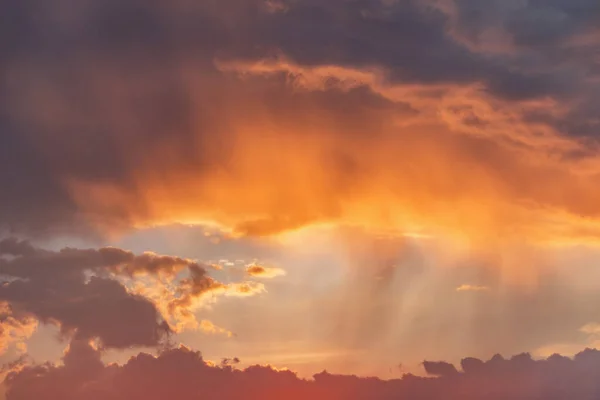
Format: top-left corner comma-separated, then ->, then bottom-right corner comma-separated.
198,320 -> 234,338
0,303 -> 37,356
5,0 -> 600,258
49,54 -> 600,252
246,264 -> 286,278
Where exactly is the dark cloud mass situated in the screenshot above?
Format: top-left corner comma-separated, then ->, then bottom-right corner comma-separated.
0,238 -> 225,349
7,343 -> 600,400
0,0 -> 599,240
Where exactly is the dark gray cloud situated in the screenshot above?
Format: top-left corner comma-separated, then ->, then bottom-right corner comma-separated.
506,0 -> 600,47
446,0 -> 600,142
0,239 -> 36,257
422,360 -> 459,377
0,239 -> 217,349
7,343 -> 600,400
452,0 -> 600,47
0,276 -> 170,348
239,0 -> 575,100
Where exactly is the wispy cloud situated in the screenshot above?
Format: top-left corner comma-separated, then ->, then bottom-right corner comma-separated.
456,284 -> 490,292
246,264 -> 287,278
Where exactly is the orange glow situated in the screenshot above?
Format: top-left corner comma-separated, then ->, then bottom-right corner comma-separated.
67,112 -> 600,248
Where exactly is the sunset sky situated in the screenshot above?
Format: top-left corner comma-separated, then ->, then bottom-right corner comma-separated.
2,0 -> 600,398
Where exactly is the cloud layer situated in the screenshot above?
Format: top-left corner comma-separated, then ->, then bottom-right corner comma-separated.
1,0 -> 600,245
7,342 -> 600,400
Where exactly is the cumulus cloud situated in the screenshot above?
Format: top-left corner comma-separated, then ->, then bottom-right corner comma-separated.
7,344 -> 600,400
0,238 -> 264,351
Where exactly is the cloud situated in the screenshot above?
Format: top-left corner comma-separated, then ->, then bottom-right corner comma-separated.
246,264 -> 286,278
536,322 -> 600,358
0,0 -> 599,249
0,303 -> 37,355
7,344 -> 600,399
0,238 -> 264,351
225,282 -> 267,297
3,3 -> 600,397
0,239 -> 36,257
198,320 -> 234,338
456,284 -> 490,292
581,323 -> 600,335
449,0 -> 600,49
422,360 -> 459,377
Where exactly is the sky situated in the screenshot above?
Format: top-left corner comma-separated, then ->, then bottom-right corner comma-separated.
2,0 -> 600,398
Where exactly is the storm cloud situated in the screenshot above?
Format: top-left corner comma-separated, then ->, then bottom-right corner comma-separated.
0,0 -> 599,245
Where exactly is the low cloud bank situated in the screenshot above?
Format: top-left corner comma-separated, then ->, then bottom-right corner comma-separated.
6,343 -> 600,400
